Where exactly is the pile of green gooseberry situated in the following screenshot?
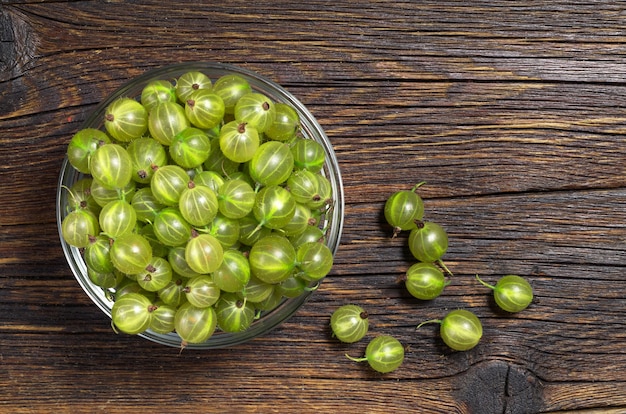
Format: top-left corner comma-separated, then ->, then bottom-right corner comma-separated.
61,70 -> 336,348
331,183 -> 533,373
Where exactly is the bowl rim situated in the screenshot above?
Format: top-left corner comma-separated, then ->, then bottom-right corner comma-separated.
57,61 -> 344,349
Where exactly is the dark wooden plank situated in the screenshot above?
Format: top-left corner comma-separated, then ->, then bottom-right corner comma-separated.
1,1 -> 625,413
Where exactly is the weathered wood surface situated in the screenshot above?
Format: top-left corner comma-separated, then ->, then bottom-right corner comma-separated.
1,1 -> 625,413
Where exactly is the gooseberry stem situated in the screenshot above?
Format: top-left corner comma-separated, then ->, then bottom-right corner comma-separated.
437,259 -> 453,277
416,319 -> 442,329
411,181 -> 426,192
61,184 -> 81,211
324,199 -> 335,216
392,226 -> 401,239
475,274 -> 496,290
345,353 -> 368,363
200,226 -> 211,234
305,282 -> 320,292
249,223 -> 263,237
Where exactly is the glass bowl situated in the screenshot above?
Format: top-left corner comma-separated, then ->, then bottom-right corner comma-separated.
56,62 -> 344,349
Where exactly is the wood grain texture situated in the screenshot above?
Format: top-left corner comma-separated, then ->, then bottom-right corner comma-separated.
1,1 -> 625,413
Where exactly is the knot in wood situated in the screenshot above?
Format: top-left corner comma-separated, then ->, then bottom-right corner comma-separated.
454,360 -> 544,414
0,8 -> 38,82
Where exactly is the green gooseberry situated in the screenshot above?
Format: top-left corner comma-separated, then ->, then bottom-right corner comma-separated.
276,274 -> 313,298
140,79 -> 177,112
184,233 -> 224,274
252,288 -> 283,312
138,223 -> 169,258
203,137 -> 240,176
288,225 -> 326,249
193,170 -> 225,193
249,141 -> 294,186
157,277 -> 187,307
113,279 -> 156,302
238,214 -> 272,247
212,73 -> 252,114
208,213 -> 241,248
175,71 -> 212,103
185,89 -> 225,129
61,209 -> 100,248
126,137 -> 168,184
148,101 -> 189,146
228,169 -> 256,188
153,207 -> 192,247
175,302 -> 217,346
131,187 -> 165,224
408,221 -> 449,263
89,143 -> 133,190
286,169 -> 321,206
178,182 -> 219,227
279,202 -> 312,237
403,262 -> 449,300
68,178 -> 101,215
215,293 -> 255,333
87,268 -> 118,289
290,137 -> 325,173
237,214 -> 272,246
330,304 -> 369,344
148,303 -> 177,335
104,97 -> 148,142
417,309 -> 483,351
99,199 -> 137,238
217,178 -> 255,219
183,274 -> 220,308
234,92 -> 276,133
109,233 -> 152,275
219,120 -> 260,163
167,246 -> 202,278
249,234 -> 296,284
90,179 -> 136,208
213,249 -> 251,293
84,234 -> 114,274
307,174 -> 332,210
135,256 -> 173,292
346,335 -> 405,374
295,241 -> 334,282
150,164 -> 190,206
238,275 -> 274,303
265,102 -> 299,141
111,292 -> 154,335
384,182 -> 425,237
66,128 -> 110,174
253,185 -> 296,231
476,274 -> 533,313
169,127 -> 212,169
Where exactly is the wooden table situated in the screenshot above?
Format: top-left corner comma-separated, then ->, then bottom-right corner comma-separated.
2,2 -> 625,413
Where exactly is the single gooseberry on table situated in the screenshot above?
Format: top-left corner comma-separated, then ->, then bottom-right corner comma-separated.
476,274 -> 533,313
417,309 -> 483,351
346,335 -> 405,374
330,304 -> 369,344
